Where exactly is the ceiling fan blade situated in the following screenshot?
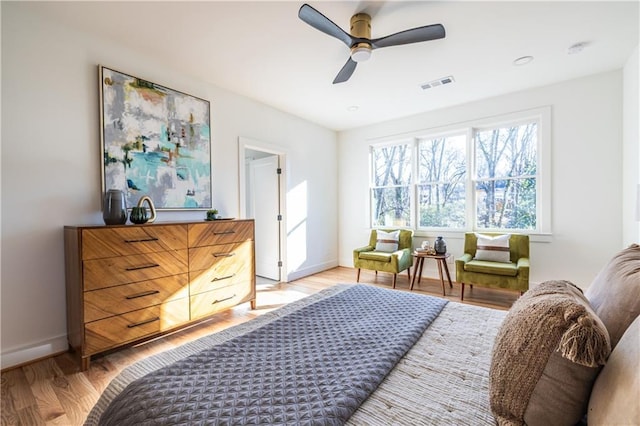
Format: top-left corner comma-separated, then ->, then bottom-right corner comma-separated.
370,24 -> 445,49
333,58 -> 358,84
298,4 -> 354,48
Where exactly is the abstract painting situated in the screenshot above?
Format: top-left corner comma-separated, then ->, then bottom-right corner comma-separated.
100,66 -> 211,210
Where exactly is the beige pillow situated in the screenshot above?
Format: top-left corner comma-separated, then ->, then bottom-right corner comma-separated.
375,230 -> 400,252
490,280 -> 611,426
585,243 -> 640,349
587,315 -> 640,424
474,233 -> 511,263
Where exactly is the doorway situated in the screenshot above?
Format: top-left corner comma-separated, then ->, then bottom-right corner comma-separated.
238,137 -> 287,282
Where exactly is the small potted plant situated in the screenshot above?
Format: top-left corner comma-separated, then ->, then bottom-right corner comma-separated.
206,209 -> 219,221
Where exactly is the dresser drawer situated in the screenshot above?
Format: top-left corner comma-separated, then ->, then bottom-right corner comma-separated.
190,282 -> 254,320
84,298 -> 189,355
188,221 -> 254,247
82,225 -> 188,260
84,274 -> 189,322
83,250 -> 188,291
189,241 -> 253,271
189,266 -> 253,296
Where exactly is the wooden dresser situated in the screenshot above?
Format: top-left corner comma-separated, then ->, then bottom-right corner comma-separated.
64,220 -> 255,370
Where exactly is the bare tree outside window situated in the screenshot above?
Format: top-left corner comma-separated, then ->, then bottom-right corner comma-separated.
368,114 -> 542,232
371,144 -> 412,227
418,134 -> 466,228
474,123 -> 537,230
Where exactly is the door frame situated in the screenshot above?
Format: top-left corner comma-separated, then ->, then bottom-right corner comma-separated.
238,137 -> 288,282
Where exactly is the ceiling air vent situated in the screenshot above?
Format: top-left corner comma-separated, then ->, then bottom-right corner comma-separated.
421,76 -> 455,90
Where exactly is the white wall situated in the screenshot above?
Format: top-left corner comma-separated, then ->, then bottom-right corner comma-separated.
338,71 -> 626,289
623,46 -> 640,245
0,3 -> 338,368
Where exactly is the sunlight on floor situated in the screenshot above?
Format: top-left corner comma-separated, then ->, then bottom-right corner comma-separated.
253,276 -> 311,313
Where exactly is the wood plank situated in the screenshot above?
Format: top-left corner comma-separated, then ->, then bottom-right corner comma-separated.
23,359 -> 67,424
51,374 -> 99,425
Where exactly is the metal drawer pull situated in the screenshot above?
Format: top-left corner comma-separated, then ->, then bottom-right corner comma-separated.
125,290 -> 160,300
127,317 -> 160,328
212,294 -> 236,304
125,263 -> 160,271
213,230 -> 235,235
124,237 -> 159,243
213,252 -> 235,258
211,274 -> 235,282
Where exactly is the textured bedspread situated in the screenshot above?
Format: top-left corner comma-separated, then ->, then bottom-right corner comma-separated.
89,284 -> 447,425
348,300 -> 507,425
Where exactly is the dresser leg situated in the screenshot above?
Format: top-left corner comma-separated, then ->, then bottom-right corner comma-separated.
250,299 -> 256,310
81,356 -> 90,371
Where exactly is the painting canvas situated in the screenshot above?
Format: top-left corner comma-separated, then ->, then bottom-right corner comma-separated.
100,66 -> 211,210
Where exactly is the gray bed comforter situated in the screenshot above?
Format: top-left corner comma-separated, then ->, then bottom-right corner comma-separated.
85,284 -> 505,425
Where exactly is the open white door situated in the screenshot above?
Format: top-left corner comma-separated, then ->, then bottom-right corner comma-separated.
248,155 -> 280,280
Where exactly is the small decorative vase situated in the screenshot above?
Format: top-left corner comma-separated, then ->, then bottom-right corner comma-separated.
103,189 -> 127,225
129,206 -> 149,224
135,196 -> 157,223
434,236 -> 447,254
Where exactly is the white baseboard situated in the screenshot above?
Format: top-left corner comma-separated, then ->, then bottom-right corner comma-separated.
286,259 -> 339,282
1,334 -> 68,370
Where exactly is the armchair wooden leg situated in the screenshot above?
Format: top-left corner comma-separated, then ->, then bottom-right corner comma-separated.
356,268 -> 361,282
461,283 -> 465,301
392,274 -> 397,289
406,268 -> 411,282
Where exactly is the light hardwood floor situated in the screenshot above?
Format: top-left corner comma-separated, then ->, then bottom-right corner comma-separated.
1,266 -> 518,426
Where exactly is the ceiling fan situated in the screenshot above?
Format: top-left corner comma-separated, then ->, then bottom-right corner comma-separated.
298,3 -> 446,84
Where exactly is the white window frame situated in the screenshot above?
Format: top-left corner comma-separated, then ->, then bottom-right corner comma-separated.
368,106 -> 552,236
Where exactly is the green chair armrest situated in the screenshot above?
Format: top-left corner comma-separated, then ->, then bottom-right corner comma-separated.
391,248 -> 413,271
455,253 -> 473,280
517,257 -> 530,279
353,245 -> 374,266
354,245 -> 375,254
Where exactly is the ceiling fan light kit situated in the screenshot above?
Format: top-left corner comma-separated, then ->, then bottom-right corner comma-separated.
298,3 -> 446,84
351,44 -> 372,62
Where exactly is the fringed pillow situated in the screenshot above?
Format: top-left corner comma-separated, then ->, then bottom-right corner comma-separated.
489,280 -> 611,426
375,230 -> 400,253
474,233 -> 511,263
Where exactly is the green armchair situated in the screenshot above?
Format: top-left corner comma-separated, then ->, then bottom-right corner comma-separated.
455,232 -> 530,300
353,229 -> 414,289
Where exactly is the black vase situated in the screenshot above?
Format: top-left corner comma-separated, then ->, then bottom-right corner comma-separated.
103,189 -> 127,225
434,236 -> 447,254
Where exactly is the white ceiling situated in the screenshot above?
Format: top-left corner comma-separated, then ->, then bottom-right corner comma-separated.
25,1 -> 639,131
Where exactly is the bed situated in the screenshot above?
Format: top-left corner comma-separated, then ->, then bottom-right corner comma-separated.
85,244 -> 640,426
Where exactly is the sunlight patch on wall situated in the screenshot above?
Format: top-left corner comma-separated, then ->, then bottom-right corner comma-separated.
287,181 -> 308,271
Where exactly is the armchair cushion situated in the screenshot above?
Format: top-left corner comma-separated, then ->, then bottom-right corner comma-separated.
463,260 -> 518,277
359,251 -> 393,263
375,230 -> 400,252
474,233 -> 511,263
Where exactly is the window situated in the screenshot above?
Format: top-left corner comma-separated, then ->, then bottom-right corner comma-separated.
417,134 -> 467,228
474,122 -> 537,230
370,143 -> 412,227
369,108 -> 549,234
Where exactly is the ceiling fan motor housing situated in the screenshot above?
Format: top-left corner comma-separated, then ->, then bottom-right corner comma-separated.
350,13 -> 371,39
350,13 -> 372,62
